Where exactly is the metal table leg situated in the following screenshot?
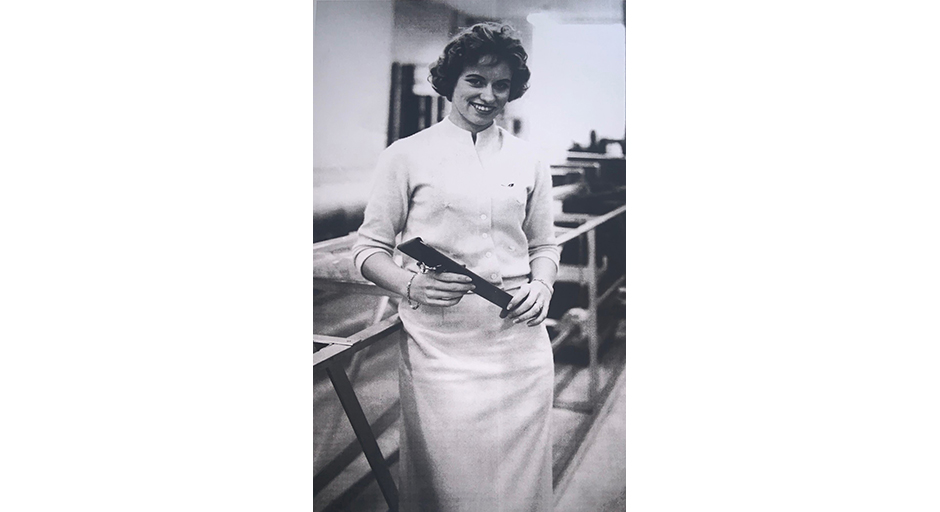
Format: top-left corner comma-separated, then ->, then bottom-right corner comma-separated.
325,363 -> 399,511
586,228 -> 599,410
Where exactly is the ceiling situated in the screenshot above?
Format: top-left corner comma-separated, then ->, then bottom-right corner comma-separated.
430,0 -> 624,23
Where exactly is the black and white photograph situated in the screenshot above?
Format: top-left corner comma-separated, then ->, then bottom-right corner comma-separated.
4,1 -> 940,511
313,1 -> 627,510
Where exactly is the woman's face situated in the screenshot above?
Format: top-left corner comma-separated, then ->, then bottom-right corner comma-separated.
448,58 -> 512,134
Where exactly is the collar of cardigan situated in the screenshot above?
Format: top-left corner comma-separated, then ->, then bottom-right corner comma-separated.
440,116 -> 501,149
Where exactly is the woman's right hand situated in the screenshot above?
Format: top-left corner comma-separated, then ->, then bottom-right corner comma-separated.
408,271 -> 475,307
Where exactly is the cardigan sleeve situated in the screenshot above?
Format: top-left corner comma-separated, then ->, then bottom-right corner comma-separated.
522,158 -> 560,270
352,147 -> 409,274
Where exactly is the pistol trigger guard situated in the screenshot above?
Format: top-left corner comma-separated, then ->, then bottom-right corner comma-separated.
418,261 -> 442,274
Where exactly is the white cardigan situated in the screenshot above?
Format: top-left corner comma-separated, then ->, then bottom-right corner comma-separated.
353,117 -> 559,285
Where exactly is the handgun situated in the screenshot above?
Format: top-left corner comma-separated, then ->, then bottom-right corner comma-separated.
397,237 -> 513,310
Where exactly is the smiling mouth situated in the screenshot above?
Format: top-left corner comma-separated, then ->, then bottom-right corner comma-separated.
471,103 -> 496,115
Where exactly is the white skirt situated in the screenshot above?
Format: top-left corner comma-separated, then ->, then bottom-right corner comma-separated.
397,284 -> 554,512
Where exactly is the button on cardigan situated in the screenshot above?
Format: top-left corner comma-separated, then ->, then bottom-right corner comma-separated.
353,117 -> 560,285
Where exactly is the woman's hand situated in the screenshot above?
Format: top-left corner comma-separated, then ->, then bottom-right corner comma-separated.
408,271 -> 475,307
502,281 -> 552,327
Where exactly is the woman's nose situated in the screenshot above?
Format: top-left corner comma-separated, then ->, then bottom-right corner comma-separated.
480,85 -> 495,102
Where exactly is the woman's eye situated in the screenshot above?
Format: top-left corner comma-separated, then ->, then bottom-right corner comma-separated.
465,78 -> 482,86
494,83 -> 510,93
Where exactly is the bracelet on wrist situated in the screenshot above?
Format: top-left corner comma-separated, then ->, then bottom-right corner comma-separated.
530,278 -> 554,296
405,272 -> 419,309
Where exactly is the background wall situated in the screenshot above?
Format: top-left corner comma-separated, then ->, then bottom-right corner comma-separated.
313,0 -> 394,238
313,1 -> 393,172
393,0 -> 458,76
520,21 -> 627,161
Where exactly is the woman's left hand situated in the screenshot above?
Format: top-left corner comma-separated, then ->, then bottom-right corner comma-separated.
502,281 -> 552,327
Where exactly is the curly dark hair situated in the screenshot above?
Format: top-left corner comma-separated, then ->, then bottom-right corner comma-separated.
429,22 -> 531,102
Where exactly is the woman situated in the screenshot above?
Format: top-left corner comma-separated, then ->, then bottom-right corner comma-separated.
353,22 -> 558,512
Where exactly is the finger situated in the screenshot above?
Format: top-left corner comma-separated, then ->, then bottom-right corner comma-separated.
427,273 -> 474,292
510,296 -> 540,322
434,272 -> 473,284
419,271 -> 466,285
428,291 -> 466,301
505,286 -> 531,312
509,302 -> 535,321
425,285 -> 474,299
433,281 -> 475,293
429,295 -> 462,307
527,300 -> 550,326
513,302 -> 542,324
507,290 -> 538,319
515,288 -> 550,323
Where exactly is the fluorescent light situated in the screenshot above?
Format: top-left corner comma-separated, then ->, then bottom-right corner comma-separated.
526,12 -> 557,26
